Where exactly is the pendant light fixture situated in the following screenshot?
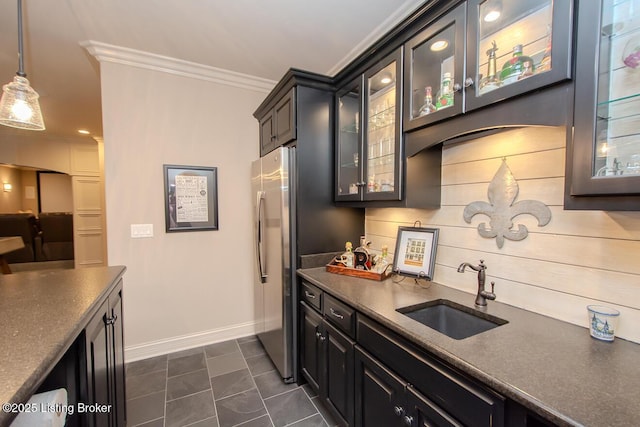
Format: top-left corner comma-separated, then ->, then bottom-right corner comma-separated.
0,0 -> 45,131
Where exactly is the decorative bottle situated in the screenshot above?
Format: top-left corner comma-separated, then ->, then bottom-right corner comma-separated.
344,241 -> 354,268
479,40 -> 501,94
375,245 -> 390,273
417,86 -> 437,116
536,26 -> 552,74
436,72 -> 454,110
500,45 -> 535,85
436,72 -> 453,110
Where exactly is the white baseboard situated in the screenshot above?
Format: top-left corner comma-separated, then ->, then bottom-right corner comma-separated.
124,321 -> 258,363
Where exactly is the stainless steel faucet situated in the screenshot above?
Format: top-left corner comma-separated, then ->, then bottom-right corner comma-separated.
457,260 -> 496,307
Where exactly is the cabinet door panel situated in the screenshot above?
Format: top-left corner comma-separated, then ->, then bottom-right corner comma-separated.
336,78 -> 363,201
354,347 -> 405,427
407,386 -> 462,427
85,301 -> 110,427
404,3 -> 466,131
466,0 -> 572,111
275,88 -> 296,144
570,0 -> 640,200
109,283 -> 126,427
260,113 -> 275,156
323,320 -> 354,426
363,48 -> 403,202
300,302 -> 323,391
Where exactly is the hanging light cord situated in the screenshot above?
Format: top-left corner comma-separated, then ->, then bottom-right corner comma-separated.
16,0 -> 26,78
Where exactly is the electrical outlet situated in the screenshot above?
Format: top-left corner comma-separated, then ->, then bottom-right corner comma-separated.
131,224 -> 153,238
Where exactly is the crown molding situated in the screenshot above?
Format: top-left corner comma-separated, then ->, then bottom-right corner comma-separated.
326,0 -> 425,77
81,40 -> 276,94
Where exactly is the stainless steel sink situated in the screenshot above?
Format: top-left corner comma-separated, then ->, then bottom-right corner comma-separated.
396,299 -> 507,340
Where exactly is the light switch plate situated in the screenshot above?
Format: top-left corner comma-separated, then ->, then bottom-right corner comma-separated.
131,223 -> 153,238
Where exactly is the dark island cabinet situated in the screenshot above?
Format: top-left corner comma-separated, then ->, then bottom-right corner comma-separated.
258,87 -> 296,156
84,279 -> 125,427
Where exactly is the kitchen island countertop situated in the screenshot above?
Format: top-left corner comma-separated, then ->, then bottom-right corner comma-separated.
0,266 -> 126,426
298,267 -> 640,427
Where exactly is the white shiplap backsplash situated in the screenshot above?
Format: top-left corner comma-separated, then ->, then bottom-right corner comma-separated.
366,126 -> 640,343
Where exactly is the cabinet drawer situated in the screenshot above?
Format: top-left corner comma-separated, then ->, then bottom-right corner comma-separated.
357,315 -> 504,427
301,281 -> 323,312
323,294 -> 355,338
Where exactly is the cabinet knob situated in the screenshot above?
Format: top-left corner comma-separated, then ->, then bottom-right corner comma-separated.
453,83 -> 462,92
464,77 -> 474,88
393,406 -> 405,417
315,331 -> 326,342
403,415 -> 414,426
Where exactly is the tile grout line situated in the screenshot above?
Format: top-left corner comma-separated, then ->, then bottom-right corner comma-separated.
239,339 -> 276,427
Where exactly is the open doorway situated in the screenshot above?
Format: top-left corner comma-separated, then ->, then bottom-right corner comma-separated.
0,165 -> 75,271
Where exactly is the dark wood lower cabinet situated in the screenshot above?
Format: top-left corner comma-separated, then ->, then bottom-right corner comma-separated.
354,347 -> 461,427
354,346 -> 405,427
300,302 -> 323,391
322,320 -> 354,426
299,280 -> 557,427
299,301 -> 354,427
85,279 -> 125,427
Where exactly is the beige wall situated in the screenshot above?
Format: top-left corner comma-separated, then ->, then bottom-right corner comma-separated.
99,61 -> 268,359
0,165 -> 23,212
366,127 -> 640,343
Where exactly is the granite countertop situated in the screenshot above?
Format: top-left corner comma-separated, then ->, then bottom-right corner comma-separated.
0,266 -> 126,426
298,267 -> 640,427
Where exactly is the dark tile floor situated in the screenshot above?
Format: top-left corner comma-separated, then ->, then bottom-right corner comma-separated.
125,336 -> 338,427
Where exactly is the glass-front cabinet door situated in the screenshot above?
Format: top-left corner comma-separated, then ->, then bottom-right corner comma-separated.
466,0 -> 572,111
336,78 -> 362,201
404,3 -> 466,131
363,48 -> 402,201
571,0 -> 640,199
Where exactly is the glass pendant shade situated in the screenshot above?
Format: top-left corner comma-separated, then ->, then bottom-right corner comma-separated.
0,75 -> 45,130
0,0 -> 45,131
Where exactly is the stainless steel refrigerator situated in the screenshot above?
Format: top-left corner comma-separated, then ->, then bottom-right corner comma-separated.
251,78 -> 364,384
251,146 -> 296,382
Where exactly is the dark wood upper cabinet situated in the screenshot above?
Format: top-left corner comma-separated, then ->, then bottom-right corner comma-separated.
566,0 -> 640,210
404,0 -> 573,132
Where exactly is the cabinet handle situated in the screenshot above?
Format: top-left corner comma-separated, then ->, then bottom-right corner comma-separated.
105,314 -> 118,325
330,308 -> 344,319
464,77 -> 474,88
453,83 -> 462,92
271,135 -> 276,141
403,415 -> 414,426
304,291 -> 316,299
394,406 -> 405,417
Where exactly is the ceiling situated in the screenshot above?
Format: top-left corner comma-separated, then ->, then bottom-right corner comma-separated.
0,0 -> 425,141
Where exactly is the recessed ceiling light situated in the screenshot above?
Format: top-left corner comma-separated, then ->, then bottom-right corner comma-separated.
430,40 -> 449,51
78,129 -> 90,135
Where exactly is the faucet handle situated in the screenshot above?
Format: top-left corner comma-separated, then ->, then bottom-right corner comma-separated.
490,281 -> 495,292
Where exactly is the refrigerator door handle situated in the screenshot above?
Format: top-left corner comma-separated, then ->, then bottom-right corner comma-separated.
256,190 -> 267,283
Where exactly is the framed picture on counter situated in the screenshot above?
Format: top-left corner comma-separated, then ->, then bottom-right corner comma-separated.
164,164 -> 218,232
392,226 -> 439,280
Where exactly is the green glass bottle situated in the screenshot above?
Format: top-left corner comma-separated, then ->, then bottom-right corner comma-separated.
500,44 -> 535,85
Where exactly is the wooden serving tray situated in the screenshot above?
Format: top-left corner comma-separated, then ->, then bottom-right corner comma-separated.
325,261 -> 391,281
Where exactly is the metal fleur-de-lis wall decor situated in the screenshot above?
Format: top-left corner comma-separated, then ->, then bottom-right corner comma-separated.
463,159 -> 551,248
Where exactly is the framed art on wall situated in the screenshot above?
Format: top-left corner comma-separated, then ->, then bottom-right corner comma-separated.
392,226 -> 439,279
164,164 -> 218,232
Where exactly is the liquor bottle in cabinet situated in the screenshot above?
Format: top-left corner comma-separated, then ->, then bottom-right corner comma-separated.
417,86 -> 437,116
500,45 -> 535,85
